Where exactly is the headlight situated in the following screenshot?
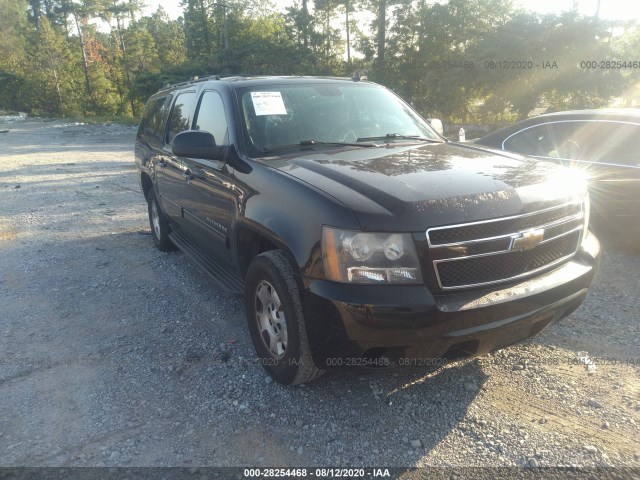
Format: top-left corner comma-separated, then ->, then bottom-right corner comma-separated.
322,227 -> 423,284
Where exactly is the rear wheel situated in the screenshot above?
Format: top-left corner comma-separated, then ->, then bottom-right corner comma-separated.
245,250 -> 324,385
147,189 -> 176,252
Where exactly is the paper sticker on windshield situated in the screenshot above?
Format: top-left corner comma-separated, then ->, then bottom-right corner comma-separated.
251,92 -> 287,116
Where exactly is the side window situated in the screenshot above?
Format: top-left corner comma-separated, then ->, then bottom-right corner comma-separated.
166,91 -> 197,145
504,122 -> 580,159
578,122 -> 640,166
504,125 -> 554,156
194,90 -> 230,146
138,95 -> 172,145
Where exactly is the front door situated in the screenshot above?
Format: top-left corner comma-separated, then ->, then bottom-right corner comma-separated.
180,90 -> 235,263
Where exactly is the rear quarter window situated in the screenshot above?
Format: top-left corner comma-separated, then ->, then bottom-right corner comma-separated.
138,95 -> 172,145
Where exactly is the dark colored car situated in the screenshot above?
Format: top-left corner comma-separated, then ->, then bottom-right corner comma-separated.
476,109 -> 640,245
135,76 -> 600,385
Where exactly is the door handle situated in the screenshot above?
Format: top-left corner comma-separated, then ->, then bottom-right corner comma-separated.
183,167 -> 203,181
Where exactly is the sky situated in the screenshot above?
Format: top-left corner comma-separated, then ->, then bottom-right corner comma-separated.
143,0 -> 640,21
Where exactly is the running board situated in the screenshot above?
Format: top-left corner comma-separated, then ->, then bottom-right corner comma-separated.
169,229 -> 244,295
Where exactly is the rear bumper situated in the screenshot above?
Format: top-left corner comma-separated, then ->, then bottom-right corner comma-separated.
301,232 -> 600,370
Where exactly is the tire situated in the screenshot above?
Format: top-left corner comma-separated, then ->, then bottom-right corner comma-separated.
147,189 -> 176,252
244,250 -> 324,385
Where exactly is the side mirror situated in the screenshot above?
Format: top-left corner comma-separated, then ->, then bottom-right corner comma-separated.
172,130 -> 226,161
427,118 -> 444,136
172,130 -> 252,174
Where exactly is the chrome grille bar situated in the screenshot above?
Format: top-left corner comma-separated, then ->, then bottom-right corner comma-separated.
428,201 -> 585,290
427,202 -> 582,247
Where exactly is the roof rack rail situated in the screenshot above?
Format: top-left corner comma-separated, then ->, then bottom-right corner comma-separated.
160,74 -> 222,91
190,74 -> 221,82
218,74 -> 249,80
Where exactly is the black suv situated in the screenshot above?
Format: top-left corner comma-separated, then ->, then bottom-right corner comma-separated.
135,75 -> 600,385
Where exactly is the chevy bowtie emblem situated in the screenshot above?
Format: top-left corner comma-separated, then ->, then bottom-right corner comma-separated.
509,228 -> 545,251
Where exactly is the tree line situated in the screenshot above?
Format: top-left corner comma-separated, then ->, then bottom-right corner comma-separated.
1,0 -> 638,124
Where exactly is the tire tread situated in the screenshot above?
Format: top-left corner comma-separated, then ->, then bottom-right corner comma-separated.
252,250 -> 324,384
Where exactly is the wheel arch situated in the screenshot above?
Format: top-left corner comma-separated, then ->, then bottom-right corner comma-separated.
236,223 -> 299,281
140,171 -> 153,202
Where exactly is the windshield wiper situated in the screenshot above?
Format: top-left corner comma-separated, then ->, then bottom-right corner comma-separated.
300,140 -> 377,148
262,140 -> 378,154
356,133 -> 442,143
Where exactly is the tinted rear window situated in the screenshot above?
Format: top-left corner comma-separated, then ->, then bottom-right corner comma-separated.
166,91 -> 197,144
138,95 -> 172,145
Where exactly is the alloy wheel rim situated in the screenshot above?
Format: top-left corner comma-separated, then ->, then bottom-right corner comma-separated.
255,280 -> 288,359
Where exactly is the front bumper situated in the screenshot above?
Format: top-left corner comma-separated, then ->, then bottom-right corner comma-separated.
301,232 -> 600,370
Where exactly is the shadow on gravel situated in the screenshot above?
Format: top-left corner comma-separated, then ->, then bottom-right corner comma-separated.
1,227 -> 491,466
531,242 -> 640,360
303,360 -> 489,461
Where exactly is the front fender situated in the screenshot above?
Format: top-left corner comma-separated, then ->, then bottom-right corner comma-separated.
231,163 -> 359,278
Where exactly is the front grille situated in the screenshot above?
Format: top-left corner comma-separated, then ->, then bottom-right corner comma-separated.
428,202 -> 585,290
428,203 -> 581,246
436,232 -> 580,289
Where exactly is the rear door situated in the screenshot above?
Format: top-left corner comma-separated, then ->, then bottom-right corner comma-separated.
576,121 -> 640,232
156,90 -> 197,226
136,94 -> 172,186
181,89 -> 235,263
502,119 -> 640,235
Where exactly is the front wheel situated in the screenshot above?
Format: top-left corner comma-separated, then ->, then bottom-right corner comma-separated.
244,250 -> 324,385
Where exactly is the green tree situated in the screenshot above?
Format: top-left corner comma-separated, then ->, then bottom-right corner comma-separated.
145,7 -> 187,68
472,11 -> 626,119
0,0 -> 29,111
360,0 -> 409,82
383,0 -> 513,120
312,0 -> 343,71
597,19 -> 640,107
24,17 -> 81,115
182,0 -> 216,68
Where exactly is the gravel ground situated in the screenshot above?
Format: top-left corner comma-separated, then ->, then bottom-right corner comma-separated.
0,117 -> 639,472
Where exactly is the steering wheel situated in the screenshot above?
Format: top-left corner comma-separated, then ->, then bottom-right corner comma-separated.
329,121 -> 380,143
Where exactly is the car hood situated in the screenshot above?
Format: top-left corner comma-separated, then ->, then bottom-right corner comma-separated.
266,142 -> 586,231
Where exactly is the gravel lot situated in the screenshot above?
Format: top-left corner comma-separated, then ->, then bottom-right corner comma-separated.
0,117 -> 639,472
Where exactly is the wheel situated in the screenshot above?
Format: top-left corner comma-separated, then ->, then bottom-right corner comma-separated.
147,189 -> 176,252
244,250 -> 324,385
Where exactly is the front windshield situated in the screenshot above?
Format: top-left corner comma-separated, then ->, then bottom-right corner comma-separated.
236,82 -> 441,156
